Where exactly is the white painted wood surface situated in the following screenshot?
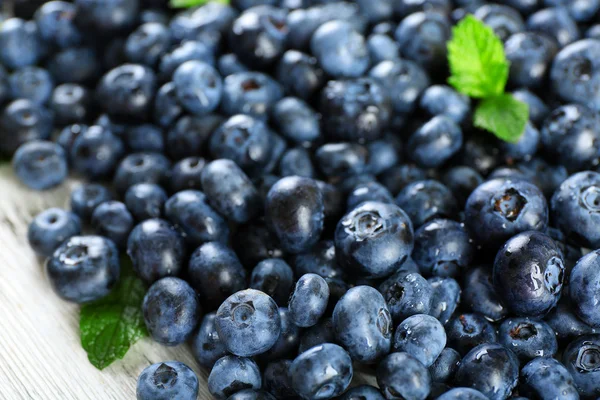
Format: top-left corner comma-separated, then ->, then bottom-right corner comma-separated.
0,164 -> 211,400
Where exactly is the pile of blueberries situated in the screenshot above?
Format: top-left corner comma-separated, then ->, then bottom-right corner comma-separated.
7,0 -> 600,398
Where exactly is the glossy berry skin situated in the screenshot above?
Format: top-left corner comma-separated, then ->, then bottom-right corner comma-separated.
70,183 -> 112,222
379,271 -> 433,323
201,159 -> 260,224
335,201 -> 413,278
441,166 -> 483,208
208,356 -> 262,400
395,12 -> 451,71
217,54 -> 247,77
34,1 -> 81,48
276,50 -> 325,101
563,334 -> 600,398
367,34 -> 399,64
293,240 -> 346,283
505,32 -> 557,88
339,385 -> 384,400
173,61 -> 222,117
124,183 -> 167,221
70,126 -> 124,181
494,231 -> 564,317
464,178 -> 548,249
279,147 -> 314,178
272,97 -> 321,144
233,222 -> 285,269
261,307 -> 301,361
319,78 -> 391,143
454,343 -> 520,400
169,157 -> 206,193
376,352 -> 431,400
333,286 -> 392,363
315,143 -> 369,179
298,318 -> 336,354
412,219 -> 473,278
428,277 -> 460,325
96,64 -> 156,120
113,153 -> 171,195
221,72 -> 283,121
28,208 -> 81,257
0,99 -> 53,155
216,289 -> 281,357
395,180 -> 458,228
394,314 -> 446,367
168,1 -> 236,46
310,20 -> 369,79
500,122 -> 540,163
446,313 -> 498,355
429,347 -> 460,384
188,242 -> 247,310
74,0 -> 138,32
474,4 -> 525,42
0,18 -> 43,70
540,104 -> 600,171
127,219 -> 186,284
408,116 -> 462,168
462,266 -> 508,322
420,85 -> 470,124
46,235 -> 119,303
380,165 -> 428,196
498,318 -> 558,363
520,357 -> 579,400
227,389 -> 276,400
50,84 -> 91,126
290,343 -> 353,400
569,250 -> 600,327
165,190 -> 229,247
192,312 -> 228,369
47,47 -> 99,84
288,273 -> 329,328
9,67 -> 54,105
136,361 -> 198,400
13,141 -> 68,191
527,8 -> 580,48
512,89 -> 550,126
346,182 -> 394,211
265,176 -> 324,254
142,277 -> 200,346
263,360 -> 296,400
166,114 -> 222,161
91,201 -> 134,248
153,83 -> 183,128
249,259 -> 294,306
436,388 -> 487,400
125,23 -> 171,67
545,299 -> 599,344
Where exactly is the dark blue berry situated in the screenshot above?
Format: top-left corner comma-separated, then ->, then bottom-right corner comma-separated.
136,361 -> 198,400
28,208 -> 81,257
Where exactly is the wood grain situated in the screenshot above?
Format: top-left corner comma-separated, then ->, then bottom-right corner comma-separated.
0,165 -> 210,400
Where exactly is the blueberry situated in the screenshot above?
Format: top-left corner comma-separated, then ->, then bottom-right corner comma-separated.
113,153 -> 171,195
366,137 -> 402,176
512,89 -> 550,125
527,7 -> 580,47
265,176 -> 324,254
379,271 -> 433,323
290,343 -> 353,400
276,50 -> 325,100
298,318 -> 337,354
168,2 -> 237,46
333,286 -> 392,363
474,4 -> 525,41
446,313 -> 498,355
142,277 -> 201,346
464,178 -> 548,249
262,131 -> 287,175
70,183 -> 112,222
504,32 -> 557,89
454,343 -> 520,400
395,12 -> 451,71
587,24 -> 600,39
74,0 -> 139,32
188,242 -> 247,310
435,388 -> 488,400
70,125 -> 125,181
0,18 -> 43,69
462,266 -> 508,322
563,334 -> 600,398
272,97 -> 321,144
127,218 -> 186,284
123,124 -> 164,154
346,182 -> 394,211
428,277 -> 461,325
250,259 -> 294,305
46,235 -> 120,303
395,180 -> 458,228
376,352 -> 431,400
520,357 -> 579,400
221,72 -> 283,121
192,312 -> 228,369
336,201 -> 414,278
201,159 -> 261,223
96,64 -> 156,120
167,114 -> 223,161
169,157 -> 206,194
9,67 -> 54,105
216,289 -> 281,357
367,34 -> 400,64
91,201 -> 134,247
160,40 -> 214,78
441,166 -> 483,207
34,1 -> 82,48
429,347 -> 460,384
227,389 -> 276,400
50,84 -> 91,126
13,141 -> 68,191
569,250 -> 600,327
380,165 -> 428,196
315,143 -> 369,178
419,85 -> 470,124
408,116 -> 463,168
153,82 -> 183,128
494,231 -> 564,317
263,360 -> 297,400
229,6 -> 288,69
125,22 -> 171,67
210,114 -> 274,176
515,157 -> 568,198
499,318 -> 558,364
173,61 -> 222,117
0,99 -> 53,155
262,307 -> 302,361
393,314 -> 446,368
279,147 -> 314,178
460,134 -> 501,176
164,189 -> 229,246
218,54 -> 248,77
288,273 -> 329,328
208,356 -> 262,400
28,208 -> 81,257
47,47 -> 99,84
500,122 -> 540,163
233,222 -> 285,268
545,0 -> 600,21
136,361 -> 198,400
394,0 -> 451,18
292,240 -> 345,283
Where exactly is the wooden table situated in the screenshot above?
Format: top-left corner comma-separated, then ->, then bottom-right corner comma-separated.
0,164 -> 211,399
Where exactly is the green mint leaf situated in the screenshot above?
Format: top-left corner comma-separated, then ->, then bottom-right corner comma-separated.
447,15 -> 509,98
80,259 -> 148,370
474,94 -> 529,143
170,0 -> 227,8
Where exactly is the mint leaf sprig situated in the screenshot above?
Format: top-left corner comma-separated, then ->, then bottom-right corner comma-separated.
447,15 -> 528,143
170,0 -> 228,8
